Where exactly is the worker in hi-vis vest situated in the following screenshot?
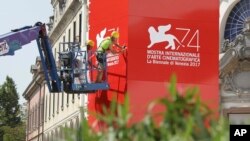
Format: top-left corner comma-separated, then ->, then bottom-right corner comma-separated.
96,31 -> 126,83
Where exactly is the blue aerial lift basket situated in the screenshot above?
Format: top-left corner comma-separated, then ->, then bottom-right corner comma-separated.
58,42 -> 109,93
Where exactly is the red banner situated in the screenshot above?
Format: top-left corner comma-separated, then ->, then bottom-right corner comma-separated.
89,0 -> 219,125
128,0 -> 219,122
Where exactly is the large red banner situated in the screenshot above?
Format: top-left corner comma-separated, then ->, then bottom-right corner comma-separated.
128,0 -> 219,122
89,0 -> 219,125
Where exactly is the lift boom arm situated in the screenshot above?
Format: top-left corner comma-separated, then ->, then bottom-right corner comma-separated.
0,23 -> 61,92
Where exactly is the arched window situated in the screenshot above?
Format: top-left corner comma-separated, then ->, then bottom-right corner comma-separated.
60,125 -> 65,139
51,131 -> 54,141
224,0 -> 250,41
70,120 -> 74,129
75,117 -> 80,129
43,134 -> 47,141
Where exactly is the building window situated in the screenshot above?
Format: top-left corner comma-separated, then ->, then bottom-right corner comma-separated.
60,126 -> 64,139
30,110 -> 32,131
33,107 -> 36,129
79,13 -> 82,43
47,134 -> 50,141
32,108 -> 34,130
36,104 -> 39,128
35,105 -> 37,129
76,117 -> 80,129
37,104 -> 39,128
53,93 -> 55,117
49,93 -> 51,120
67,93 -> 69,107
34,108 -> 36,130
68,29 -> 71,42
61,92 -> 64,111
41,96 -> 44,125
63,36 -> 66,51
51,131 -> 54,141
57,93 -> 59,114
29,114 -> 31,132
45,95 -> 47,122
72,93 -> 75,103
223,107 -> 250,124
73,21 -> 76,42
54,48 -> 57,60
70,120 -> 73,129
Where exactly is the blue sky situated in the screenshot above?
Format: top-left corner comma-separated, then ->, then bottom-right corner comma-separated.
0,0 -> 52,104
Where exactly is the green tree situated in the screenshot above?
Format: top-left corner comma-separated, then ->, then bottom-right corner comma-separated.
0,76 -> 20,127
1,123 -> 26,141
0,76 -> 25,141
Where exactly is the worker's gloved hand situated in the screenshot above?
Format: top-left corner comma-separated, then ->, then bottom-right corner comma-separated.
122,44 -> 127,49
120,46 -> 127,53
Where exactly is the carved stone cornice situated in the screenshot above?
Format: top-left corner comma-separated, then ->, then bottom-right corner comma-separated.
221,93 -> 250,103
23,58 -> 45,100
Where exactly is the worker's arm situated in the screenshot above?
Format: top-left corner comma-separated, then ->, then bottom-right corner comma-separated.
109,44 -> 123,54
112,39 -> 126,49
114,43 -> 126,49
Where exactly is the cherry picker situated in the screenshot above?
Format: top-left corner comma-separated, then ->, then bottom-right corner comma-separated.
0,22 -> 109,93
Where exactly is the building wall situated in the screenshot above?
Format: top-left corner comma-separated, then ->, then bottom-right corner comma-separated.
219,0 -> 250,123
24,57 -> 45,141
43,0 -> 87,140
43,84 -> 82,140
24,0 -> 88,140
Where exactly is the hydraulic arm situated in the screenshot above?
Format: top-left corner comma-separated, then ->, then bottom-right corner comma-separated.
0,23 -> 109,93
0,23 -> 61,92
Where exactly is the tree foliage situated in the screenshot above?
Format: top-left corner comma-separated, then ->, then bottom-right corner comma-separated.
1,123 -> 26,141
65,75 -> 229,141
0,76 -> 25,141
0,76 -> 20,127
